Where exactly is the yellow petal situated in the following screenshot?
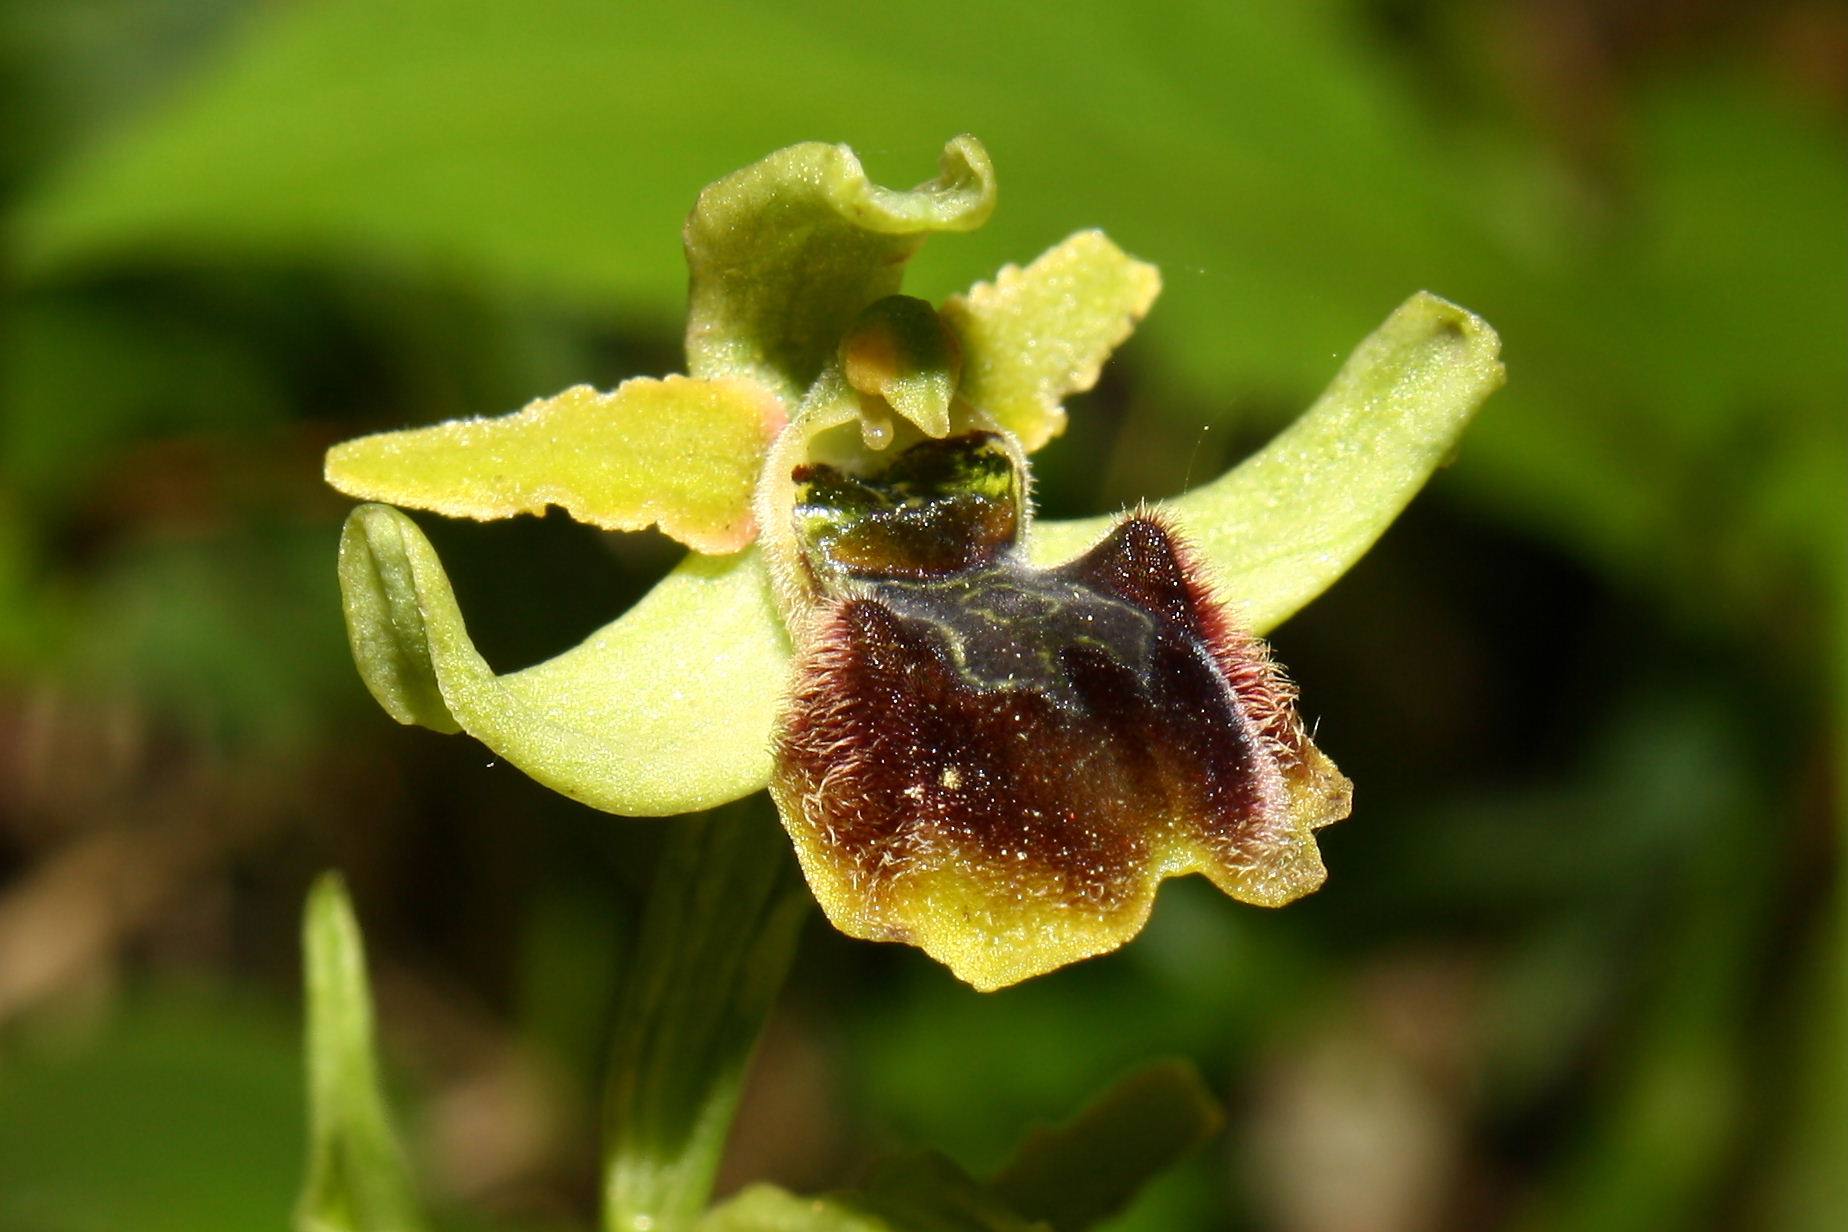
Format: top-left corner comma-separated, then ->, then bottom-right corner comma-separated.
325,376 -> 784,554
943,230 -> 1161,452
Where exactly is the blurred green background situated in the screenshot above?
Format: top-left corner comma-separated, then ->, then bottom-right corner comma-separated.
0,1 -> 1841,1229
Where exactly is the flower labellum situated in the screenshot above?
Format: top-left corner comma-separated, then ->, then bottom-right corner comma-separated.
324,136 -> 1504,991
771,426 -> 1349,990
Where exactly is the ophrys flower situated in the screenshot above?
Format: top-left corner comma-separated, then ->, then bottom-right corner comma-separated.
327,137 -> 1503,989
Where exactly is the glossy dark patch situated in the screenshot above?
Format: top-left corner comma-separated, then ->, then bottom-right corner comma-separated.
792,432 -> 1019,582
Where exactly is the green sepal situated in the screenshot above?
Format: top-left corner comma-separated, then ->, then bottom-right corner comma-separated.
295,873 -> 427,1232
337,504 -> 789,816
684,136 -> 996,409
943,230 -> 1161,452
1030,291 -> 1506,633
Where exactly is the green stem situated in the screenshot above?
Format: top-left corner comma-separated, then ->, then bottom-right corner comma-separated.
601,800 -> 809,1232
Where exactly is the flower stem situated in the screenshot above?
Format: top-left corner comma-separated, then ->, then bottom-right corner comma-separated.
600,799 -> 809,1232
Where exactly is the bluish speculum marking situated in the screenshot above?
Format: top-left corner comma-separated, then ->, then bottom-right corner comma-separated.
874,571 -> 1159,711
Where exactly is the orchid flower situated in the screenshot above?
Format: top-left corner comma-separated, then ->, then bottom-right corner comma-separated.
325,136 -> 1503,991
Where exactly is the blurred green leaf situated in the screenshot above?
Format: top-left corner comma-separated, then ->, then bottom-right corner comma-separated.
0,500 -> 48,662
1756,890 -> 1848,1232
843,889 -> 1312,1178
0,296 -> 283,511
702,1062 -> 1217,1232
298,873 -> 427,1232
0,0 -> 246,192
70,520 -> 359,749
0,990 -> 303,1232
988,1060 -> 1220,1232
12,0 -> 1473,396
1439,73 -> 1846,631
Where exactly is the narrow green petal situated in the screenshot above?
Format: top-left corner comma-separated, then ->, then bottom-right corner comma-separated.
684,136 -> 996,408
337,504 -> 788,816
841,295 -> 964,440
943,230 -> 1161,452
296,873 -> 426,1232
1030,292 -> 1505,634
325,376 -> 784,554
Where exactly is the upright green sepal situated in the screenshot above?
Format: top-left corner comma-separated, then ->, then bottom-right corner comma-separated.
1030,291 -> 1506,634
337,504 -> 789,816
296,873 -> 426,1232
684,136 -> 996,408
